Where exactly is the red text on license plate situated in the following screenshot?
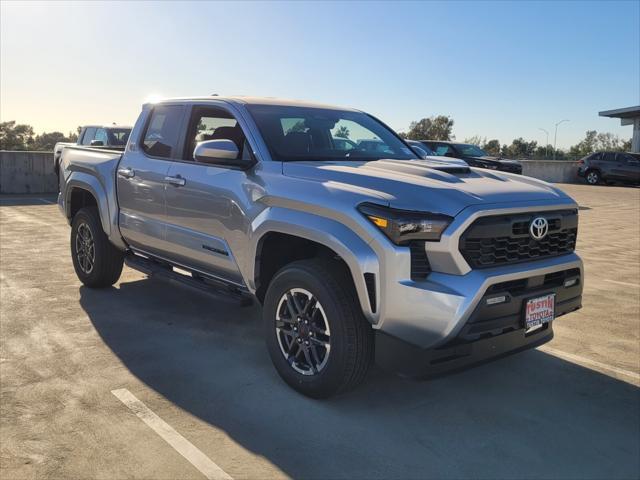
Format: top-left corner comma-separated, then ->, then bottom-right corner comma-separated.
525,294 -> 555,329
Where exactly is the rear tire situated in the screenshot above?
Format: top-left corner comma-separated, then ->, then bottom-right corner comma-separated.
586,170 -> 601,185
71,207 -> 124,288
263,259 -> 373,398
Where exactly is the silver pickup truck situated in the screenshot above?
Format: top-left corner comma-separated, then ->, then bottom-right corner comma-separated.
58,96 -> 583,398
54,125 -> 132,183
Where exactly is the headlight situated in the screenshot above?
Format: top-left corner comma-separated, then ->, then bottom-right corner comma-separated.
358,203 -> 452,245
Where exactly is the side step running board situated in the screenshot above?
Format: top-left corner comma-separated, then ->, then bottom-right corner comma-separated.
124,253 -> 253,307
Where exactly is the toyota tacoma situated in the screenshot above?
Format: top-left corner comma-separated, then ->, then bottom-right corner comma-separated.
58,96 -> 583,398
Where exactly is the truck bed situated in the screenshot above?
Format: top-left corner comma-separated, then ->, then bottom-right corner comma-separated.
58,146 -> 124,246
60,145 -> 123,182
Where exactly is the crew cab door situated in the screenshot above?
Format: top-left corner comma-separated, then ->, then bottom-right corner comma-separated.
163,105 -> 256,286
117,104 -> 186,257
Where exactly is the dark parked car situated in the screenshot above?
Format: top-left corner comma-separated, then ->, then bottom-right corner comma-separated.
577,151 -> 640,185
405,140 -> 469,166
421,140 -> 523,174
405,140 -> 436,158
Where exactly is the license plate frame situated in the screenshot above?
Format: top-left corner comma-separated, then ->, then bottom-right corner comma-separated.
524,293 -> 555,332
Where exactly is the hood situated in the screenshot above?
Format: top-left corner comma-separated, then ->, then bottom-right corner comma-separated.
282,159 -> 571,217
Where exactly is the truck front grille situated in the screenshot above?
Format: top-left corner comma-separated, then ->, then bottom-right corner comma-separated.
459,210 -> 578,269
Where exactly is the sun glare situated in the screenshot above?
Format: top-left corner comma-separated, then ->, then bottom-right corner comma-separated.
143,93 -> 164,104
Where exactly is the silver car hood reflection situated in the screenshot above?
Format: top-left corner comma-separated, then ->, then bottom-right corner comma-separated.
282,158 -> 572,216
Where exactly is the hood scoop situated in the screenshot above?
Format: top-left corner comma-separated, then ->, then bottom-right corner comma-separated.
366,159 -> 471,178
425,164 -> 470,174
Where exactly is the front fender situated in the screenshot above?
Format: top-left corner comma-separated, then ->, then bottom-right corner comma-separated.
247,207 -> 380,324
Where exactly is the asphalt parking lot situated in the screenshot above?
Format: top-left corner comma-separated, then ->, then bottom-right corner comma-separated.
1,183 -> 639,480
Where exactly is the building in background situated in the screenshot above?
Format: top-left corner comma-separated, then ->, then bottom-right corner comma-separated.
599,106 -> 640,152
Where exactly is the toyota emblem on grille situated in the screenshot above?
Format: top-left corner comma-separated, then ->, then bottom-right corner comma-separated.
529,217 -> 549,240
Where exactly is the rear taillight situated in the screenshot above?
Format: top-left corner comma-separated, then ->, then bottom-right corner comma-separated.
577,160 -> 584,165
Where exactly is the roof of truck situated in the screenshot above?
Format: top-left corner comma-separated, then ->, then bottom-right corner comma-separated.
83,124 -> 132,130
153,96 -> 359,111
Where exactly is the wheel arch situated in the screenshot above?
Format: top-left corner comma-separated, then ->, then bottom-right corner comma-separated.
64,174 -> 111,237
249,208 -> 380,323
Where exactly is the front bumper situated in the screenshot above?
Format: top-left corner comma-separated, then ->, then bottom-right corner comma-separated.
376,321 -> 555,379
376,251 -> 583,349
376,265 -> 582,377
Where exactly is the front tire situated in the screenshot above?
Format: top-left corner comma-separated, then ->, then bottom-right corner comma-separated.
71,207 -> 124,288
263,259 -> 373,398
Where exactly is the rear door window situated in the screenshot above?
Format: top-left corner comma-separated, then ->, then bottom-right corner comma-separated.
142,105 -> 184,158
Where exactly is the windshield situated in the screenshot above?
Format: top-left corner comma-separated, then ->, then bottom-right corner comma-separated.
246,105 -> 418,162
456,144 -> 488,157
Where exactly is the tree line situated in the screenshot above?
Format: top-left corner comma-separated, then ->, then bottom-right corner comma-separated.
398,115 -> 631,160
1,117 -> 632,159
0,121 -> 80,151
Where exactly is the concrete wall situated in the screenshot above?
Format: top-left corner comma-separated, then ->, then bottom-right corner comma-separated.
0,151 -> 58,194
520,160 -> 579,183
0,151 -> 581,195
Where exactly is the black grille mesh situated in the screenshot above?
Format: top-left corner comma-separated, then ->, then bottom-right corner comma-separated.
460,211 -> 577,268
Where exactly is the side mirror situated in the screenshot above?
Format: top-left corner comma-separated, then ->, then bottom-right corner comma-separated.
90,140 -> 104,146
193,139 -> 254,169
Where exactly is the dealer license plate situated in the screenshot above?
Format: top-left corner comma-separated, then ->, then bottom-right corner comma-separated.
525,294 -> 555,331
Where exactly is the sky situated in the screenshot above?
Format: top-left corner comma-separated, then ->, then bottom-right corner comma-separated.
1,0 -> 638,148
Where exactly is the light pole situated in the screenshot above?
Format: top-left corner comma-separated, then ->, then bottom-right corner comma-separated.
538,128 -> 549,159
553,119 -> 569,160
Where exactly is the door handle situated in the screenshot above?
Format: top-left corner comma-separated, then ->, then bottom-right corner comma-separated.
164,175 -> 186,187
117,167 -> 135,179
